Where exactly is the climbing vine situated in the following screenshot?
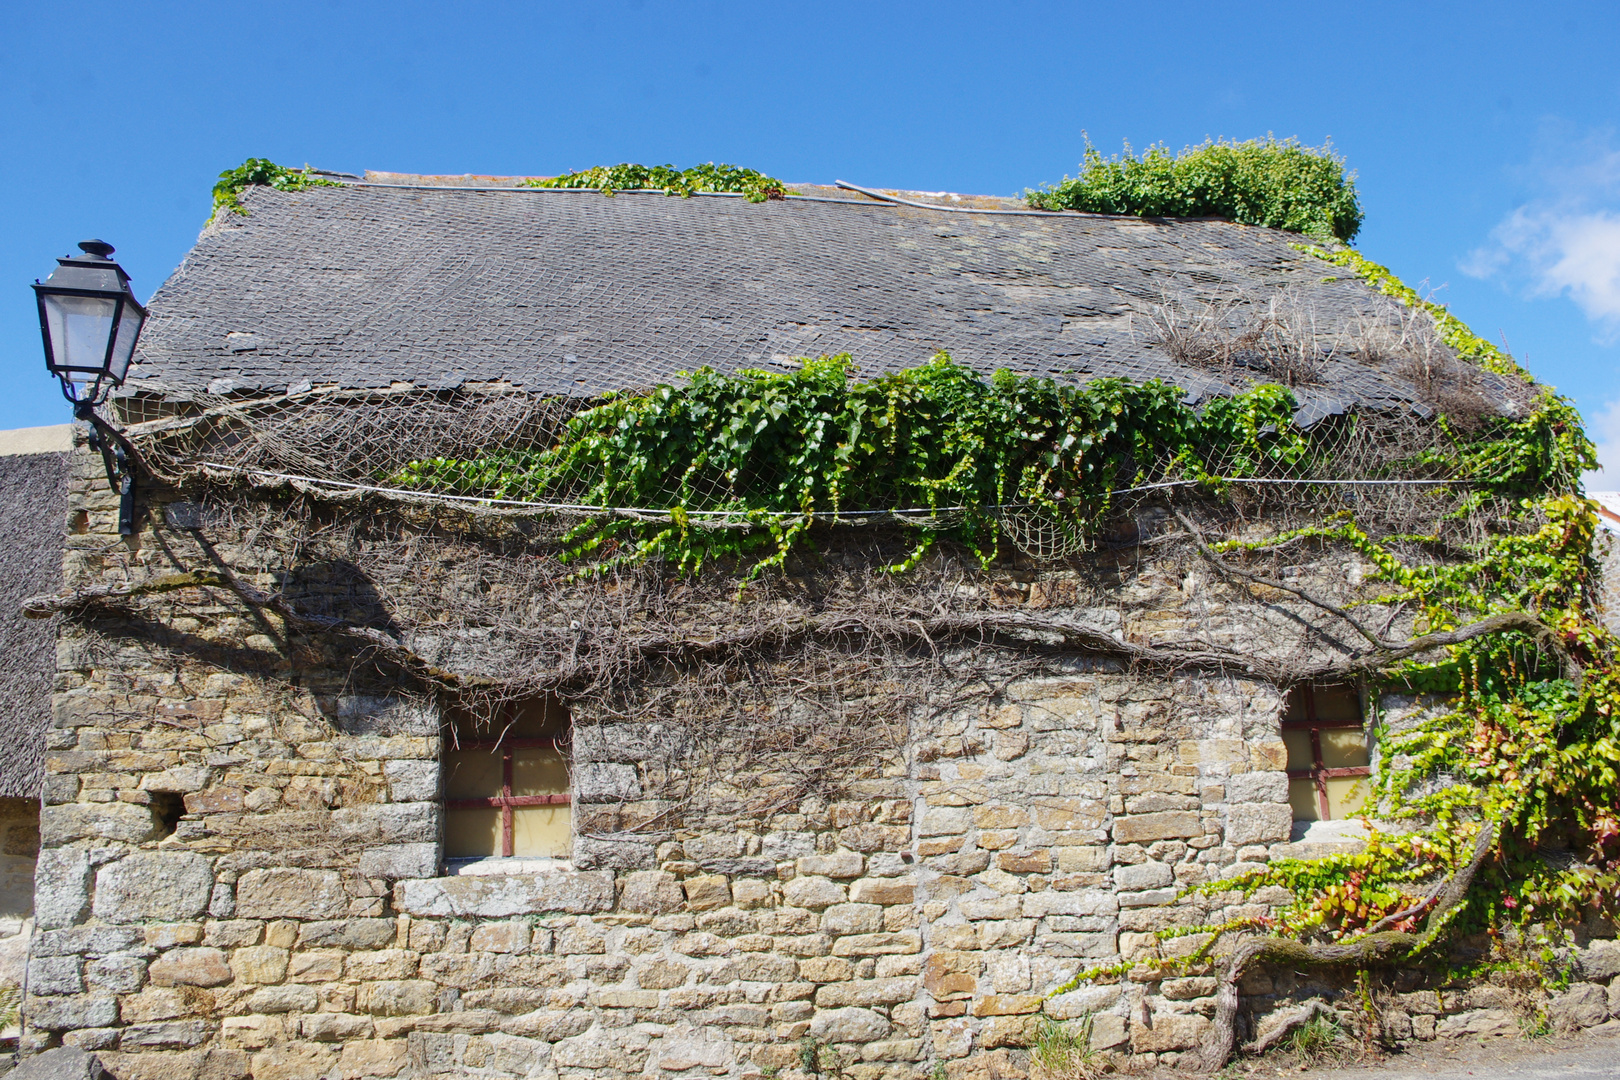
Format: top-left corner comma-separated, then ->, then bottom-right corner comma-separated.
524,161 -> 788,202
211,158 -> 339,220
393,353 -> 1313,574
1027,136 -> 1363,242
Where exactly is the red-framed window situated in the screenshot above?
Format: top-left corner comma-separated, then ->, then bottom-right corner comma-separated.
1280,684 -> 1372,822
443,698 -> 571,859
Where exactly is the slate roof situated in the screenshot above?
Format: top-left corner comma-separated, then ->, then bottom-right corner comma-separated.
126,178 -> 1490,424
0,446 -> 69,799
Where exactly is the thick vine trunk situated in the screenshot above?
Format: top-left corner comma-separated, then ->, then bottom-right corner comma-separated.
1193,821 -> 1498,1073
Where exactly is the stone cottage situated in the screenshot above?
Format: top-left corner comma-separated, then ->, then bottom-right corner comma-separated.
19,173 -> 1618,1080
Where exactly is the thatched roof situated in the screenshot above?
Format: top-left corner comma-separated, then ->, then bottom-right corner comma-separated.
0,430 -> 70,799
124,176 -> 1495,426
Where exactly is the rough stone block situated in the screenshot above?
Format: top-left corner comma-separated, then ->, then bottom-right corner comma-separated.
40,803 -> 155,846
783,876 -> 846,910
28,956 -> 83,996
147,947 -> 232,988
971,994 -> 1041,1017
815,978 -> 917,1008
821,903 -> 884,936
469,923 -> 530,954
26,993 -> 119,1031
300,1012 -> 375,1042
1226,772 -> 1289,804
297,919 -> 398,950
1114,862 -> 1173,891
337,1039 -> 410,1079
358,979 -> 438,1016
248,985 -> 318,1013
393,871 -> 613,916
621,871 -> 685,914
251,1044 -> 340,1080
574,763 -> 641,802
34,927 -> 142,958
1113,812 -> 1201,844
1551,983 -> 1610,1030
5,1045 -> 107,1080
382,760 -> 439,802
831,932 -> 921,957
918,808 -> 970,837
226,946 -> 287,985
1032,799 -> 1107,832
119,1020 -> 212,1049
35,848 -> 92,929
91,852 -> 213,924
235,868 -> 348,920
84,955 -> 144,995
809,1007 -> 891,1044
793,853 -> 861,880
849,877 -> 915,905
1130,1012 -> 1209,1052
1225,804 -> 1292,846
332,803 -> 438,845
1021,890 -> 1117,918
683,874 -> 731,911
359,844 -> 438,881
1578,939 -> 1620,981
1435,1009 -> 1516,1037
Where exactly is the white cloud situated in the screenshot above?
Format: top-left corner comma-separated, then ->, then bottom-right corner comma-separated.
1465,127 -> 1620,342
1583,398 -> 1620,492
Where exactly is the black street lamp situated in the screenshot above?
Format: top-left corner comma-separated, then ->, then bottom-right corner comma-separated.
33,240 -> 147,535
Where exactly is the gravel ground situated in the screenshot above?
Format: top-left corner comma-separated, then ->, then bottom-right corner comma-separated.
1214,1025 -> 1620,1079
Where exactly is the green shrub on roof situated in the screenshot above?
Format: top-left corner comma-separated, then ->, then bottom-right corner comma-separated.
525,162 -> 787,202
1027,136 -> 1363,242
211,159 -> 338,220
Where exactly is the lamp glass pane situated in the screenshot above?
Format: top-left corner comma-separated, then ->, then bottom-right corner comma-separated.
42,293 -> 118,378
106,301 -> 144,383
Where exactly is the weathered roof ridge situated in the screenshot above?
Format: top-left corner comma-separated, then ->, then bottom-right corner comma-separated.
127,180 -> 1512,425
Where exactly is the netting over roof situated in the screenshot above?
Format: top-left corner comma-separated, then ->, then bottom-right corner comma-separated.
124,181 -> 1515,425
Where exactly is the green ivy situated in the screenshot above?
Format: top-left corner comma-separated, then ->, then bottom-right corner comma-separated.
1027,137 -> 1363,242
211,158 -> 339,220
393,354 -> 1315,575
525,162 -> 788,203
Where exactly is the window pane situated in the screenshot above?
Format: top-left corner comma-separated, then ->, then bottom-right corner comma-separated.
512,746 -> 569,797
1326,776 -> 1370,820
1288,778 -> 1322,821
507,698 -> 568,740
1320,729 -> 1370,770
1281,729 -> 1315,772
445,807 -> 501,858
1311,686 -> 1362,724
511,805 -> 571,857
445,747 -> 502,800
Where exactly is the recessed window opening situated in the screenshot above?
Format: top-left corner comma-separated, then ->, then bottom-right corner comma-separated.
444,697 -> 571,860
1281,684 -> 1371,822
148,791 -> 186,839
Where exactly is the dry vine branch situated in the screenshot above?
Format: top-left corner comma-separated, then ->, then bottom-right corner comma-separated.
1171,507 -> 1578,681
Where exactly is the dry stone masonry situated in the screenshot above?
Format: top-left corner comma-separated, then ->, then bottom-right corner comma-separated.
27,443 -> 1620,1080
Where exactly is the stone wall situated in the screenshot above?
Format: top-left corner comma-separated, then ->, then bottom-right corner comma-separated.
29,443 -> 1620,1080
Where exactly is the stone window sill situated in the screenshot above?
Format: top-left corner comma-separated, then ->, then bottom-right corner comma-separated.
445,856 -> 574,876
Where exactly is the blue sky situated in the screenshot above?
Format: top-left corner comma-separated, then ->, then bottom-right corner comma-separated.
5,1 -> 1619,477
